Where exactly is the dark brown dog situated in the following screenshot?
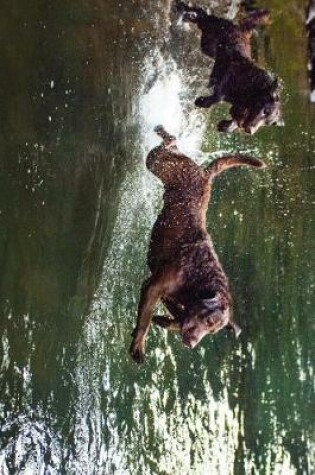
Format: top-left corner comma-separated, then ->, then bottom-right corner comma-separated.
130,126 -> 265,363
307,0 -> 315,102
175,1 -> 283,134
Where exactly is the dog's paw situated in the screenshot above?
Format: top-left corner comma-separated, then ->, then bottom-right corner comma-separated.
195,96 -> 213,108
129,334 -> 146,364
217,119 -> 238,133
130,345 -> 145,364
153,315 -> 171,328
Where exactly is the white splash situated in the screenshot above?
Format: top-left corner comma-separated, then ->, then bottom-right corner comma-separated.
138,52 -> 205,157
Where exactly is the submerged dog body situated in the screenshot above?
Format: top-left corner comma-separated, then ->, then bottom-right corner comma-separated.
175,1 -> 283,134
130,127 -> 265,363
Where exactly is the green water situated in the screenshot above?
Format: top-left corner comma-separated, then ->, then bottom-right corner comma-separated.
0,1 -> 314,474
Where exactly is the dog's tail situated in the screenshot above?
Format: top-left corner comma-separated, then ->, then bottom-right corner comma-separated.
154,125 -> 177,146
205,154 -> 266,179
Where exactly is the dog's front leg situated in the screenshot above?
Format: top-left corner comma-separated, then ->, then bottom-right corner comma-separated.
130,275 -> 165,364
153,315 -> 181,332
217,119 -> 239,133
130,269 -> 180,363
195,93 -> 221,108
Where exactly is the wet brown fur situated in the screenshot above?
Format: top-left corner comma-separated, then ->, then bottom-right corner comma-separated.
130,127 -> 265,363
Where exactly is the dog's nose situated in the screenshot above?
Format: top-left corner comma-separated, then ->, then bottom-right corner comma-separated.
244,127 -> 254,135
183,340 -> 193,348
182,333 -> 197,349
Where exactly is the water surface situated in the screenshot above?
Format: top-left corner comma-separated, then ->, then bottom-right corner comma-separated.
0,1 -> 314,474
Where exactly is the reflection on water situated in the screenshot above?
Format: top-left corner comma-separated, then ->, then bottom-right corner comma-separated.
0,0 -> 314,474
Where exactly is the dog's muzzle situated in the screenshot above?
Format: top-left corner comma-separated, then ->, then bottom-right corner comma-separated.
182,333 -> 198,349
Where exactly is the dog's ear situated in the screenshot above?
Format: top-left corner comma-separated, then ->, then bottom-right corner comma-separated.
153,315 -> 181,332
228,321 -> 242,338
276,117 -> 285,126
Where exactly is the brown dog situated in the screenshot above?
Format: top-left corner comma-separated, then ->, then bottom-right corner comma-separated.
129,126 -> 265,363
175,1 -> 283,134
307,0 -> 315,102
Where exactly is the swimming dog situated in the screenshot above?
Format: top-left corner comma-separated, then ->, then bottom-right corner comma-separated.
130,127 -> 265,363
175,1 -> 283,134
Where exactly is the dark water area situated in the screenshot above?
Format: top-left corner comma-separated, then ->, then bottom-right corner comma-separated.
0,0 -> 314,474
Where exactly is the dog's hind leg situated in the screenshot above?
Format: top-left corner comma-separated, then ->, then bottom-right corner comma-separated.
154,125 -> 177,148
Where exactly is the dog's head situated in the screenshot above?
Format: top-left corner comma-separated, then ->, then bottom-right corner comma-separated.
180,298 -> 230,348
174,1 -> 207,24
154,296 -> 240,349
218,79 -> 284,135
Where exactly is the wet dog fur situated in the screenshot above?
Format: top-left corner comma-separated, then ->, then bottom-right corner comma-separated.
307,0 -> 315,102
175,1 -> 283,134
129,127 -> 266,363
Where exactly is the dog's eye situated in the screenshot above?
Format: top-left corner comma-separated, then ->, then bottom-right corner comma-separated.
206,316 -> 214,327
263,107 -> 272,116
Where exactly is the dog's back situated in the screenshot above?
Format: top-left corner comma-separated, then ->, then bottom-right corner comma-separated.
147,126 -> 264,272
146,127 -> 211,272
